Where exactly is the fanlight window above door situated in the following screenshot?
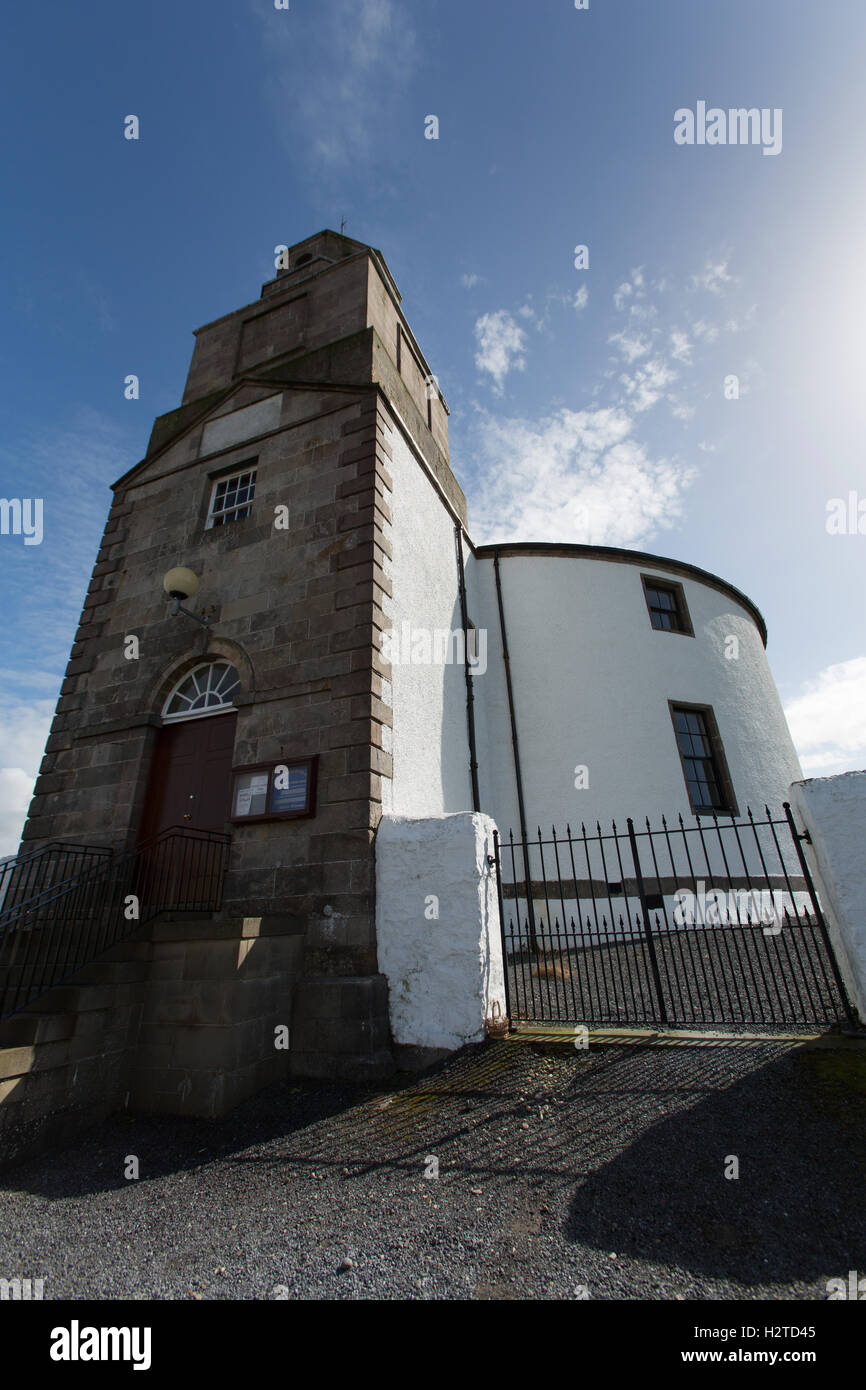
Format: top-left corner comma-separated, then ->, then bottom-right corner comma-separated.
163,662 -> 241,722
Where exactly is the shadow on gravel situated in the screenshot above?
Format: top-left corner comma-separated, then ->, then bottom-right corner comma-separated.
563,1042 -> 866,1286
0,1041 -> 532,1199
0,1081 -> 389,1200
4,1026 -> 865,1302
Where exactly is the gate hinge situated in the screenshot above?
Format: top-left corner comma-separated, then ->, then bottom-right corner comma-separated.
798,828 -> 813,844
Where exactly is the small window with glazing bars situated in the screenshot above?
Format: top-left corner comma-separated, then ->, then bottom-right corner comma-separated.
207,467 -> 256,528
670,702 -> 738,816
641,575 -> 694,635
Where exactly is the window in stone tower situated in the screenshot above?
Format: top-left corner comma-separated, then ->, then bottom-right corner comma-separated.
163,661 -> 241,721
206,466 -> 256,528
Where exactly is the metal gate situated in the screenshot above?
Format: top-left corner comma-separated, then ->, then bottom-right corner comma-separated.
493,804 -> 853,1029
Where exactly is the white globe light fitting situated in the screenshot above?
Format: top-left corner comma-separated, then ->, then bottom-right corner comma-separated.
163,566 -> 200,601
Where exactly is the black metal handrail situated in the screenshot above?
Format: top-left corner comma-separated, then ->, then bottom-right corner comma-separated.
0,826 -> 230,1019
0,841 -> 113,918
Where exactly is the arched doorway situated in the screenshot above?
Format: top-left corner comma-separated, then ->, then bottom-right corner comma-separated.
139,661 -> 241,841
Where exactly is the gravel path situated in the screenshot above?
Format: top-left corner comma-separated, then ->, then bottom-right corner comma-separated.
0,1034 -> 864,1300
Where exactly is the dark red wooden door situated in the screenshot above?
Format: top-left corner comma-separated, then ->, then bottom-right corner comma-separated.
138,713 -> 236,908
140,713 -> 237,839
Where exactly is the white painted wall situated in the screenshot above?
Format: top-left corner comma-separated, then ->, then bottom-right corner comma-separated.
466,551 -> 802,838
375,813 -> 505,1051
379,420 -> 474,816
790,772 -> 866,1022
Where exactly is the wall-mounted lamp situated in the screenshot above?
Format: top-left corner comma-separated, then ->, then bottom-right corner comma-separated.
163,567 -> 211,629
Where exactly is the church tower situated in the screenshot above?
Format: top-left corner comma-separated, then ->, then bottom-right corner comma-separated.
19,231 -> 469,1096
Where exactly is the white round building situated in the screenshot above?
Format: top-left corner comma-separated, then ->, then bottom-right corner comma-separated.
466,542 -> 802,838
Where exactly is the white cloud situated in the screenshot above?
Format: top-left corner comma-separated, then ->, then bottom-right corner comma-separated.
253,0 -> 416,175
725,305 -> 758,334
515,289 -> 586,335
670,330 -> 693,364
613,268 -> 650,316
461,273 -> 480,289
619,357 -> 679,412
691,318 -> 720,343
467,406 -> 696,546
627,302 -> 657,323
608,329 -> 652,363
784,658 -> 866,776
75,270 -> 117,335
349,0 -> 398,67
474,310 -> 528,394
692,258 -> 733,294
0,698 -> 55,857
463,246 -> 754,546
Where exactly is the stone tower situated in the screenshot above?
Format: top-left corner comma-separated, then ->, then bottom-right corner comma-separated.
19,230 -> 468,1091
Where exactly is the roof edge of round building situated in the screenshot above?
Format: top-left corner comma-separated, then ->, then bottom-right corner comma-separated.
471,541 -> 768,647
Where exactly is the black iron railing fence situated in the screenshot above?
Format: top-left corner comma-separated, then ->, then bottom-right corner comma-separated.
0,842 -> 113,917
493,804 -> 854,1028
0,827 -> 230,1019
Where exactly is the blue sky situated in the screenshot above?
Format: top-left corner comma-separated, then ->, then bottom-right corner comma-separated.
1,0 -> 865,852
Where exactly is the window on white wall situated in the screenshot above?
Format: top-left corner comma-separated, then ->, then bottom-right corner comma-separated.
642,575 -> 694,635
670,702 -> 738,816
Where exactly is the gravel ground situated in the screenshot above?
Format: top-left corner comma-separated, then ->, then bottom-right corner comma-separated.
0,1033 -> 864,1301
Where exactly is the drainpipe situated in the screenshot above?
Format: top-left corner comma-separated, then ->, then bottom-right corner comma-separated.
454,525 -> 480,813
493,550 -> 537,949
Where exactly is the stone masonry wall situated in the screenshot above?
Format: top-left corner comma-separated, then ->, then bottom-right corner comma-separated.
14,238 -> 466,1084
